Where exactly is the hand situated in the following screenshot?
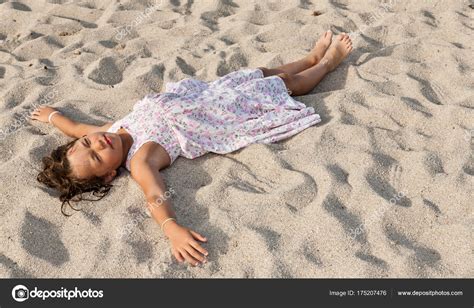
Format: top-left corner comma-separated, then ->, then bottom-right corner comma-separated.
164,221 -> 208,266
30,106 -> 58,123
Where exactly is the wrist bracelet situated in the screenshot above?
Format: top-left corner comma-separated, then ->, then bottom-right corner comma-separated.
160,217 -> 176,232
48,111 -> 61,124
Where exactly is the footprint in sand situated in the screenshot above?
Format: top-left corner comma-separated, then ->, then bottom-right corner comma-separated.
421,10 -> 438,27
322,193 -> 367,244
86,57 -> 124,85
384,225 -> 442,277
176,56 -> 196,76
219,153 -> 317,214
13,36 -> 64,61
217,49 -> 248,76
329,0 -> 349,10
422,199 -> 442,215
21,211 -> 70,267
462,155 -> 474,176
200,0 -> 238,32
400,97 -> 433,118
407,73 -> 446,106
423,152 -> 445,175
0,254 -> 33,278
6,2 -> 31,11
366,166 -> 411,207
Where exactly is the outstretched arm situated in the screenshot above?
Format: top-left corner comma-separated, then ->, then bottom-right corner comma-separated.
130,155 -> 208,267
30,105 -> 111,138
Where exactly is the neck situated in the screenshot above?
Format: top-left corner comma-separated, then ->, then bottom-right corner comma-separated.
117,128 -> 133,167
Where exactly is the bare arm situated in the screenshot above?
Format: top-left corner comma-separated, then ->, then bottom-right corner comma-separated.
131,156 -> 208,266
30,105 -> 112,138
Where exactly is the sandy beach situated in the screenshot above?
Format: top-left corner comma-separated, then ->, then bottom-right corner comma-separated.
0,0 -> 472,278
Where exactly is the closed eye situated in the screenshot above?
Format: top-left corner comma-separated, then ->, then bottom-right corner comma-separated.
82,136 -> 90,148
83,137 -> 101,163
94,152 -> 101,162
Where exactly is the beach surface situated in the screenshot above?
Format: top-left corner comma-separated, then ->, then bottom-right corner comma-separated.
0,0 -> 472,278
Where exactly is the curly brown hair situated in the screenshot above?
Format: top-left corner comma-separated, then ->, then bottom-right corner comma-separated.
37,138 -> 117,216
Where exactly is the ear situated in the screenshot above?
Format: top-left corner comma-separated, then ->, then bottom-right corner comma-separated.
103,169 -> 117,184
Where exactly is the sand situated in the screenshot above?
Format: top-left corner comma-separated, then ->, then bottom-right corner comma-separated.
0,0 -> 472,278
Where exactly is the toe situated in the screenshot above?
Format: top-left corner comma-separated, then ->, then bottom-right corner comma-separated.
326,31 -> 333,41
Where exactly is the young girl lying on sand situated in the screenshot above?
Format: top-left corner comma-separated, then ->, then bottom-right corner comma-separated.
31,31 -> 352,267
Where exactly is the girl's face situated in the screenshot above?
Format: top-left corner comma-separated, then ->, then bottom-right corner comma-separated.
66,132 -> 123,181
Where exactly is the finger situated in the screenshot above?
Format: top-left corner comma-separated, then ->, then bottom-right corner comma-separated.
190,230 -> 207,242
190,241 -> 208,257
172,248 -> 184,263
185,245 -> 206,263
180,249 -> 199,266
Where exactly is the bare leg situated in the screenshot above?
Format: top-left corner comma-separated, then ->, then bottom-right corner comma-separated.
280,33 -> 353,96
258,30 -> 333,77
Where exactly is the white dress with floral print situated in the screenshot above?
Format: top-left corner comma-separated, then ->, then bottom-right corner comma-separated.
107,68 -> 321,171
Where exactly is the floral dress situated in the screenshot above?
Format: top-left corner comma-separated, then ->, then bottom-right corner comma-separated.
107,68 -> 321,171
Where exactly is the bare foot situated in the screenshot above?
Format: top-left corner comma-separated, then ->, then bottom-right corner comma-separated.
307,30 -> 333,65
320,32 -> 353,72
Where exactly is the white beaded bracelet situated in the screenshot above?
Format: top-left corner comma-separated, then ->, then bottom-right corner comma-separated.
48,111 -> 61,124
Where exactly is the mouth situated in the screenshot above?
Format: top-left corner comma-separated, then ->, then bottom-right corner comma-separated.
104,135 -> 113,149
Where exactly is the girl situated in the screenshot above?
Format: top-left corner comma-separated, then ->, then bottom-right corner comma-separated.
31,31 -> 352,267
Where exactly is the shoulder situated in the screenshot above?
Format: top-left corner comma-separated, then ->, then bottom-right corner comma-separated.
129,142 -> 171,174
